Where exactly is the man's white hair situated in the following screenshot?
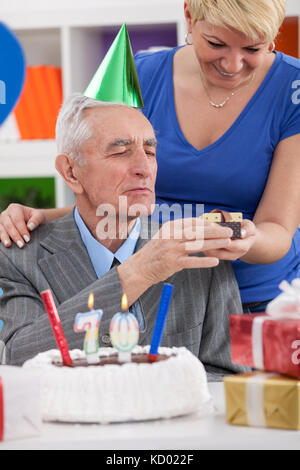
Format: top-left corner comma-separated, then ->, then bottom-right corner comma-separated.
55,93 -> 127,165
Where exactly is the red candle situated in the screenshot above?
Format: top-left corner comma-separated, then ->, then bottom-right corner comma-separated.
41,290 -> 73,367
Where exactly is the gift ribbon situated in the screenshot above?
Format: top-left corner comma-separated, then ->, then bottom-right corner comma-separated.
252,280 -> 300,370
0,377 -> 3,441
246,373 -> 277,427
252,316 -> 268,370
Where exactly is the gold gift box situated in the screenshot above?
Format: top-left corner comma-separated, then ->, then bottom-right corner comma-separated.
224,372 -> 300,430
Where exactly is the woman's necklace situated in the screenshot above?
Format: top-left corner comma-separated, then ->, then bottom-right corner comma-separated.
200,71 -> 256,109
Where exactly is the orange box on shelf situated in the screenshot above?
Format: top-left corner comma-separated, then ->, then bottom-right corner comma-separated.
14,66 -> 63,140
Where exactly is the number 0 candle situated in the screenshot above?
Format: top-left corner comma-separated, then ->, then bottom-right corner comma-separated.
110,294 -> 139,363
74,293 -> 103,364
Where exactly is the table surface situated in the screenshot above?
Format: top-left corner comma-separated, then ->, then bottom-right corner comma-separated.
1,382 -> 300,450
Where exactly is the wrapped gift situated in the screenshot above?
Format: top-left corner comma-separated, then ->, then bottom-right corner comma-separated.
230,281 -> 300,379
224,372 -> 300,430
202,210 -> 243,240
0,366 -> 41,441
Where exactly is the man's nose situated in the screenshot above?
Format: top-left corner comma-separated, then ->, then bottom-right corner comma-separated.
131,149 -> 153,177
220,51 -> 244,74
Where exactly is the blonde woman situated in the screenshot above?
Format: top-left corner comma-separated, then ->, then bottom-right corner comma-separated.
1,0 -> 300,313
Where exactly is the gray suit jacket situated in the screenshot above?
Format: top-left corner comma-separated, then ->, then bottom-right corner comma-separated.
0,211 -> 248,380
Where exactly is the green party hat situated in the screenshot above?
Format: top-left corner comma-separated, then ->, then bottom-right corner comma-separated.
84,24 -> 144,107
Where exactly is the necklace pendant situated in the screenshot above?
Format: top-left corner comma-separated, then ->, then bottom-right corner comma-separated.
203,72 -> 256,110
210,100 -> 226,109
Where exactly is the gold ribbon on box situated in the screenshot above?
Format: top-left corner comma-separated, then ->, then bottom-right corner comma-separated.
224,372 -> 300,430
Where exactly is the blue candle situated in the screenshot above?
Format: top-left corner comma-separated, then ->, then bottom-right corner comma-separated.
148,283 -> 174,362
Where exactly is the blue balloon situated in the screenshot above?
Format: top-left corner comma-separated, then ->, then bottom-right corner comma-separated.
0,22 -> 26,125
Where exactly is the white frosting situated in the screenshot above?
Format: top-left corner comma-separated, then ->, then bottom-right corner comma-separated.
23,346 -> 213,424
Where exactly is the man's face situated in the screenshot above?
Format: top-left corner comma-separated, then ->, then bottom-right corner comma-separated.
73,106 -> 158,217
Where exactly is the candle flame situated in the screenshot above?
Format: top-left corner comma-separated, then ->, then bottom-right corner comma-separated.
88,293 -> 94,310
121,293 -> 128,312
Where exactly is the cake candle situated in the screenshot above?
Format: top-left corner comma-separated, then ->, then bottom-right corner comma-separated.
41,290 -> 73,367
148,284 -> 174,362
74,293 -> 103,364
110,294 -> 139,363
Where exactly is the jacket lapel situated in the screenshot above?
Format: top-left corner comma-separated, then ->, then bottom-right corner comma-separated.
38,213 -> 166,340
38,212 -> 97,304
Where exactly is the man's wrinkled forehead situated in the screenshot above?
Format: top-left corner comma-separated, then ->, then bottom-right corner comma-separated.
86,105 -> 156,146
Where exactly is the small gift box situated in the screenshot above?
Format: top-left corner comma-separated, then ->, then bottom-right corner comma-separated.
224,372 -> 300,430
202,210 -> 242,240
230,281 -> 300,379
0,366 -> 41,441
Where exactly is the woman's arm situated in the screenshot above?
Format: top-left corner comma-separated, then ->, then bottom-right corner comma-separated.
241,133 -> 300,264
0,204 -> 74,248
40,206 -> 74,223
203,134 -> 300,264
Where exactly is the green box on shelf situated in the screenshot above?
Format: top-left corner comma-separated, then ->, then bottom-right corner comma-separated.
0,177 -> 55,211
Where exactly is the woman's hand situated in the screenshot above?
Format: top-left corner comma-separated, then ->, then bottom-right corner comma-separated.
202,219 -> 258,261
0,204 -> 46,248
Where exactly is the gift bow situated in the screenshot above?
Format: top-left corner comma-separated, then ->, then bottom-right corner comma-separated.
266,280 -> 300,319
253,279 -> 300,370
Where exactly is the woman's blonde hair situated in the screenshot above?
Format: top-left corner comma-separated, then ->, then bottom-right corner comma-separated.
187,0 -> 286,43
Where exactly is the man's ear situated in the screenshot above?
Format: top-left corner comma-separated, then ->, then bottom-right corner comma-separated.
55,154 -> 84,195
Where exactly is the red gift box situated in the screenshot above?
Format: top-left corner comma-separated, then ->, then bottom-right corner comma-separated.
230,314 -> 300,379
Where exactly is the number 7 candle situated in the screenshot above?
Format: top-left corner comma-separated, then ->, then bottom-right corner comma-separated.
74,293 -> 103,364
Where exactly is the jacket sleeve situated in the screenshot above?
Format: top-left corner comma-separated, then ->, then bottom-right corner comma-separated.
0,249 -> 124,366
198,260 -> 251,381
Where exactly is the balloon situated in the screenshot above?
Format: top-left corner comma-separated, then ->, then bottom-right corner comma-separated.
0,22 -> 26,126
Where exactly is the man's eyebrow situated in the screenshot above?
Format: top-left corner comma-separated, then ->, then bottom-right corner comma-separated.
144,138 -> 158,147
107,138 -> 158,149
108,139 -> 132,149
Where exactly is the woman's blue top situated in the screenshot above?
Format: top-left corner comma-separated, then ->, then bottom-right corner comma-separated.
135,47 -> 300,303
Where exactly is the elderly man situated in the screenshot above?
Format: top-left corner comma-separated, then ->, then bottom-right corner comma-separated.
0,94 -> 246,380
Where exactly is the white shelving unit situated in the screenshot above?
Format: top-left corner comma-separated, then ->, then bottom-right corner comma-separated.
0,0 -> 186,207
1,0 -> 299,208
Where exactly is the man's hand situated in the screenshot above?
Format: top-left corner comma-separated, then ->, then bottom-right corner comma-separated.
117,218 -> 234,306
0,204 -> 45,248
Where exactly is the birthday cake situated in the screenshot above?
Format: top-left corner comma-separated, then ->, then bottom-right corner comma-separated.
23,345 -> 213,424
